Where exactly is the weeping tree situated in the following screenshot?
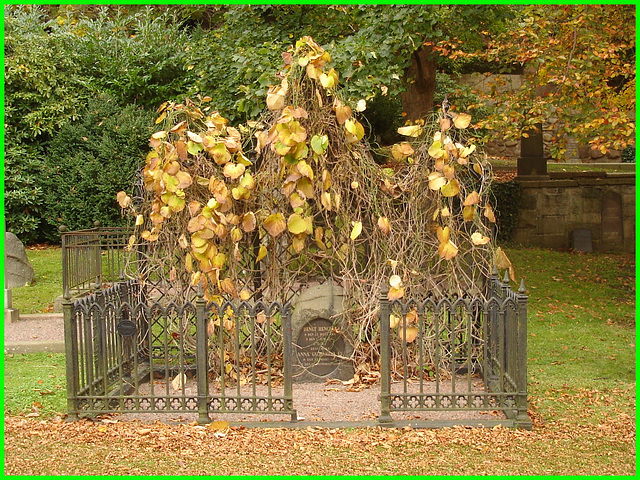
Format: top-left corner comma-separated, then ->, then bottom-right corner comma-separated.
117,37 -> 507,372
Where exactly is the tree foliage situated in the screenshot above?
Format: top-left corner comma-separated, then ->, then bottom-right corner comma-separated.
117,37 -> 499,370
458,4 -> 635,156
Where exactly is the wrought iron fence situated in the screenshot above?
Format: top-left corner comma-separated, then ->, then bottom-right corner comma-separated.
60,225 -> 131,297
379,270 -> 531,429
62,229 -> 530,428
63,281 -> 296,423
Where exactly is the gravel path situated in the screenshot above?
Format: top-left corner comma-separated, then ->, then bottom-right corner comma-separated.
4,315 -> 64,343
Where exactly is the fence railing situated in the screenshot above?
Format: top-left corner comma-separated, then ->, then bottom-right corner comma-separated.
64,282 -> 296,424
62,229 -> 530,428
379,270 -> 531,429
60,225 -> 131,297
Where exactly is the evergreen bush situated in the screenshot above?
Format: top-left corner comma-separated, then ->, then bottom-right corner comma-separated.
40,96 -> 154,241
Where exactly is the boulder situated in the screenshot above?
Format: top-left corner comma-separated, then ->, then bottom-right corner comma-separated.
5,232 -> 34,288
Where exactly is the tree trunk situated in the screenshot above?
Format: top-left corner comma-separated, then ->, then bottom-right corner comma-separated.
400,45 -> 437,121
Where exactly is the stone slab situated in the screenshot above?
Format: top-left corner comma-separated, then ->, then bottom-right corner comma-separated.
571,229 -> 593,253
291,280 -> 354,383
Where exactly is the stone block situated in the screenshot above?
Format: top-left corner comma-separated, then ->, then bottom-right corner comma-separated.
5,232 -> 34,288
291,280 -> 354,383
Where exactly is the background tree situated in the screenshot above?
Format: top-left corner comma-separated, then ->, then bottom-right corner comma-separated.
466,4 -> 635,157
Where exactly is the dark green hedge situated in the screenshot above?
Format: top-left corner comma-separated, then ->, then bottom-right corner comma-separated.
40,96 -> 154,241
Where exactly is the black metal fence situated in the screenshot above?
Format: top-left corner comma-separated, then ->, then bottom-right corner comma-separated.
60,226 -> 131,297
378,271 -> 531,429
63,281 -> 296,423
62,229 -> 530,428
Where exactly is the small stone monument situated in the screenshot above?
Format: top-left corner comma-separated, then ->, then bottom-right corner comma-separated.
517,123 -> 548,177
571,228 -> 593,253
291,280 -> 354,383
5,232 -> 34,288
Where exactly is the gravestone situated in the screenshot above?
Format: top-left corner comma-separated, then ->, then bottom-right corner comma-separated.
517,123 -> 548,177
5,232 -> 34,288
602,192 -> 623,243
571,228 -> 593,253
291,280 -> 353,383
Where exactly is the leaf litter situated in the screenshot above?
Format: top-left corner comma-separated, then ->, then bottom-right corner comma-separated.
4,385 -> 635,476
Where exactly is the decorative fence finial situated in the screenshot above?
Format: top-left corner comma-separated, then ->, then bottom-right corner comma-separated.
519,278 -> 527,294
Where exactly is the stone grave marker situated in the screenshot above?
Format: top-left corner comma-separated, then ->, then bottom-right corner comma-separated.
5,232 -> 34,288
291,280 -> 353,383
517,123 -> 548,177
571,228 -> 593,252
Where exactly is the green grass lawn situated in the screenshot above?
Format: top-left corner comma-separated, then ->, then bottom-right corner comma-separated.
10,246 -> 62,314
3,352 -> 67,417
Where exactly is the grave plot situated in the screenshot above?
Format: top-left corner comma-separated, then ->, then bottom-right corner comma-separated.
62,36 -> 530,429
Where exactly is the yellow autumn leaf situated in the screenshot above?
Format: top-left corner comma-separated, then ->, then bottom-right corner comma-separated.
428,141 -> 446,159
187,131 -> 203,143
264,213 -> 286,237
344,118 -> 365,143
397,125 -> 423,137
460,143 -> 477,158
453,112 -> 472,129
440,179 -> 460,197
287,213 -> 308,235
399,325 -> 419,344
350,221 -> 363,240
220,277 -> 238,298
389,313 -> 400,329
438,240 -> 458,260
295,160 -> 314,179
391,142 -> 415,161
266,92 -> 285,111
463,191 -> 480,206
471,232 -> 491,245
292,233 -> 306,253
240,289 -> 251,301
484,204 -> 496,223
116,191 -> 131,209
334,104 -> 352,125
222,163 -> 246,180
377,216 -> 391,235
495,247 -> 516,281
436,226 -> 450,244
256,245 -> 268,262
388,286 -> 405,300
320,191 -> 332,211
428,171 -> 447,191
241,212 -> 257,232
463,205 -> 476,221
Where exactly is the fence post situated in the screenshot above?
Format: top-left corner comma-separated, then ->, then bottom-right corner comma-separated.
195,286 -> 211,424
63,295 -> 79,421
515,279 -> 532,429
282,302 -> 297,422
378,284 -> 393,424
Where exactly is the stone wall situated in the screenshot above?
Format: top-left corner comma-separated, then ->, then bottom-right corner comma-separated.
513,172 -> 635,252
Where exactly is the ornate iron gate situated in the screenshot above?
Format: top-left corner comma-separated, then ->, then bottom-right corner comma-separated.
62,229 -> 530,428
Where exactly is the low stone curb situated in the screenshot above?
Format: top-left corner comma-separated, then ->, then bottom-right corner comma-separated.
4,340 -> 65,354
